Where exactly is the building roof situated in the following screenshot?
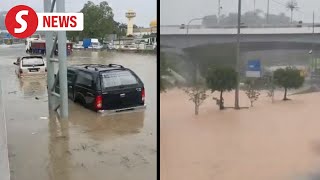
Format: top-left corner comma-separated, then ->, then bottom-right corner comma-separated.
133,27 -> 157,33
150,20 -> 157,27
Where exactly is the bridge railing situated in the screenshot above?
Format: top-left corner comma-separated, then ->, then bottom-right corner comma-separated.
161,23 -> 320,30
0,80 -> 10,180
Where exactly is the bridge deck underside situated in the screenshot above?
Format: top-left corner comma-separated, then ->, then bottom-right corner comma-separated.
161,34 -> 320,51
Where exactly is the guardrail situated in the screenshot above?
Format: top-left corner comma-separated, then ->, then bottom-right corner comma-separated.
0,80 -> 10,180
160,23 -> 320,29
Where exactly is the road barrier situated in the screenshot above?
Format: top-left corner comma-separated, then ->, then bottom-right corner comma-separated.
0,80 -> 10,180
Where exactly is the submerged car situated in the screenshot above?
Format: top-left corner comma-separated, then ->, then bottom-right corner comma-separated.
55,64 -> 146,113
14,56 -> 46,77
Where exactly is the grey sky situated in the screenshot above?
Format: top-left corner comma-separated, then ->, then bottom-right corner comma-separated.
0,0 -> 156,27
161,0 -> 320,25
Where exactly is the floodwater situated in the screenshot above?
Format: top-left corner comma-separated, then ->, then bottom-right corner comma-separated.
161,88 -> 320,180
0,45 -> 157,180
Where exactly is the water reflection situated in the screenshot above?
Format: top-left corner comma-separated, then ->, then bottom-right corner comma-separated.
47,115 -> 70,180
68,103 -> 145,141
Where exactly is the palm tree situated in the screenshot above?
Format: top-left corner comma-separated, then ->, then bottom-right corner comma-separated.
286,0 -> 299,23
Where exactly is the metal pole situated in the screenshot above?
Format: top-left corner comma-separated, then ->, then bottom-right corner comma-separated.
235,0 -> 241,109
313,11 -> 315,34
312,11 -> 316,72
267,0 -> 270,24
218,0 -> 221,24
50,0 -> 57,12
44,0 -> 55,112
56,0 -> 68,118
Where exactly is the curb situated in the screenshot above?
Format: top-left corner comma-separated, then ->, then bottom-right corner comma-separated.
0,80 -> 10,180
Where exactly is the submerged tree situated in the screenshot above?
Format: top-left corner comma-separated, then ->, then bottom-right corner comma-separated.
206,67 -> 237,110
264,74 -> 275,103
184,84 -> 208,115
245,79 -> 260,107
273,67 -> 304,101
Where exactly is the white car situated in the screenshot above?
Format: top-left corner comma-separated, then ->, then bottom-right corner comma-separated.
14,56 -> 47,77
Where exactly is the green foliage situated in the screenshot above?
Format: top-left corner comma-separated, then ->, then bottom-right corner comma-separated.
160,52 -> 172,93
206,67 -> 237,92
273,67 -> 304,100
67,1 -> 124,41
206,66 -> 237,110
244,79 -> 261,107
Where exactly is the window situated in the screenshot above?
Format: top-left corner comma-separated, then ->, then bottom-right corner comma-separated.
22,57 -> 44,67
76,71 -> 93,87
101,70 -> 138,89
67,71 -> 76,84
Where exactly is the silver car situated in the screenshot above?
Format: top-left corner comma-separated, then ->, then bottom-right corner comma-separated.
13,56 -> 47,78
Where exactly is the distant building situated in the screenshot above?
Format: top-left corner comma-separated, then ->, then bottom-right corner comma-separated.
133,19 -> 157,37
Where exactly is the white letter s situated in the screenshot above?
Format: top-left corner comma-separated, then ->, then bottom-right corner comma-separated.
15,10 -> 28,33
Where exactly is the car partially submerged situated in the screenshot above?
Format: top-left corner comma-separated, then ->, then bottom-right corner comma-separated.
14,56 -> 46,77
55,64 -> 146,113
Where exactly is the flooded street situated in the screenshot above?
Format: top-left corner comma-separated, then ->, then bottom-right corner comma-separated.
0,45 -> 156,180
161,89 -> 320,180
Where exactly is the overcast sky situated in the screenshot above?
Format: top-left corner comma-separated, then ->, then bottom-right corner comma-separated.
161,0 -> 320,25
0,0 -> 156,27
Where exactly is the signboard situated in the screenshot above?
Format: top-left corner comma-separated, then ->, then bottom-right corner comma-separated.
246,59 -> 261,78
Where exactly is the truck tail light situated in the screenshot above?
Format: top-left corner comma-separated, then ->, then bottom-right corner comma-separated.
95,95 -> 102,110
142,88 -> 145,102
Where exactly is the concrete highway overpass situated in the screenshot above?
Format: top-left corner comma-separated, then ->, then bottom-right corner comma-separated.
161,26 -> 320,51
160,26 -> 320,79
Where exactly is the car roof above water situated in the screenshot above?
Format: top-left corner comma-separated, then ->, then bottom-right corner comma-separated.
20,55 -> 43,60
68,64 -> 126,74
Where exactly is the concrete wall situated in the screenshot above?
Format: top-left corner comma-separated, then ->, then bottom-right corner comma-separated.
0,80 -> 10,180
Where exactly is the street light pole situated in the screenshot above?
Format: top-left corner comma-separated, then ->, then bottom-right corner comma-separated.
313,11 -> 315,34
218,0 -> 221,24
267,0 -> 270,24
235,0 -> 241,109
312,11 -> 315,72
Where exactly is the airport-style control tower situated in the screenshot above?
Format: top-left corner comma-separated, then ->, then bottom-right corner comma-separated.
126,10 -> 136,36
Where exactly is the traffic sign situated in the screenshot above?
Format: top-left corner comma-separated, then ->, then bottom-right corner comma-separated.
246,59 -> 261,77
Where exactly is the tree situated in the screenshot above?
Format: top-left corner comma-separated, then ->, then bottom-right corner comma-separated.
273,67 -> 304,100
201,10 -> 293,27
286,0 -> 299,23
264,74 -> 275,103
245,79 -> 260,107
67,1 -> 118,41
206,67 -> 237,110
160,52 -> 171,93
183,84 -> 208,115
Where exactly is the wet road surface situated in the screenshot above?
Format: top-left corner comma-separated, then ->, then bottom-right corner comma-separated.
161,89 -> 320,180
0,45 -> 157,180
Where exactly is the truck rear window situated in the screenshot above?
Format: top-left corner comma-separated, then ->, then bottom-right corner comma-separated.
22,58 -> 44,67
101,70 -> 139,89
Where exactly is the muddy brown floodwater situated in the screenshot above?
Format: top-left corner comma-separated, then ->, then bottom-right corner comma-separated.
0,45 -> 156,180
161,88 -> 320,180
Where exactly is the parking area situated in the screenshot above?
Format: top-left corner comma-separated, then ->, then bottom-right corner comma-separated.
0,45 -> 157,180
